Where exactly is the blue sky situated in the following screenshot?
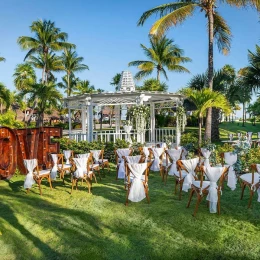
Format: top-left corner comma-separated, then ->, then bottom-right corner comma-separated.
0,0 -> 259,96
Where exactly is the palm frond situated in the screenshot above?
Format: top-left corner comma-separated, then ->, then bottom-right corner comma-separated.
135,70 -> 153,80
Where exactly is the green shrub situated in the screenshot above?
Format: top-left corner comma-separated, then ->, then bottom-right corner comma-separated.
0,111 -> 25,128
181,132 -> 198,146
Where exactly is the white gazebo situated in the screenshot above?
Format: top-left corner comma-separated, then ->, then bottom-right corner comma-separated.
64,71 -> 185,145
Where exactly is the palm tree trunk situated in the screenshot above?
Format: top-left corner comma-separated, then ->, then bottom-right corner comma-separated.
211,108 -> 220,142
205,7 -> 214,142
199,116 -> 202,146
157,68 -> 160,82
242,102 -> 245,127
67,73 -> 70,97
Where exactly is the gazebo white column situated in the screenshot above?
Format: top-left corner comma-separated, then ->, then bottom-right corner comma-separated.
81,105 -> 87,140
115,105 -> 120,139
175,102 -> 181,146
87,102 -> 93,142
150,103 -> 155,142
68,108 -> 72,136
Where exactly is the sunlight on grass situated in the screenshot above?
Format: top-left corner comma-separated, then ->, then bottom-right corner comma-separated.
1,166 -> 260,259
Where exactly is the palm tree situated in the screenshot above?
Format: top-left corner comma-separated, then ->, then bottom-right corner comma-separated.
58,75 -> 80,96
72,80 -> 95,95
20,82 -> 62,127
61,48 -> 89,97
110,73 -> 121,91
138,0 -> 259,140
0,57 -> 6,62
13,63 -> 36,91
129,36 -> 191,81
0,83 -> 11,113
28,52 -> 63,82
182,88 -> 231,145
136,78 -> 168,91
17,19 -> 75,83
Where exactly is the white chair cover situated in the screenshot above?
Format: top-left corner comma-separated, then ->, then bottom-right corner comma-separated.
73,157 -> 88,178
258,132 -> 260,140
224,152 -> 237,191
201,148 -> 211,168
181,148 -> 188,160
150,147 -> 164,171
182,157 -> 199,192
205,166 -> 224,213
255,164 -> 260,202
50,154 -> 58,180
77,153 -> 90,159
143,147 -> 150,162
167,149 -> 182,176
117,149 -> 132,179
23,159 -> 37,189
90,150 -> 101,163
64,150 -> 72,164
128,163 -> 148,202
247,132 -> 253,141
126,155 -> 142,164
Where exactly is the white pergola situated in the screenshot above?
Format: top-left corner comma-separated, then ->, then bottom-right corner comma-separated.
64,91 -> 185,145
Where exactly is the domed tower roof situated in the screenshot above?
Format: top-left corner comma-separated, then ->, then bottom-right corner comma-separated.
118,71 -> 135,92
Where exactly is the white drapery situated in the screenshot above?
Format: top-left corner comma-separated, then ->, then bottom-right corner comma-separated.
224,152 -> 237,191
128,163 -> 148,202
77,153 -> 90,159
126,155 -> 142,164
23,159 -> 37,189
247,132 -> 253,141
90,150 -> 101,163
201,148 -> 211,168
205,166 -> 224,213
181,148 -> 188,160
167,149 -> 182,176
64,150 -> 72,164
182,157 -> 199,192
73,157 -> 88,178
117,149 -> 132,179
150,147 -> 164,171
50,154 -> 58,180
142,147 -> 150,162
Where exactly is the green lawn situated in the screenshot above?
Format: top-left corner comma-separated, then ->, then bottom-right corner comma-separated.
1,167 -> 260,260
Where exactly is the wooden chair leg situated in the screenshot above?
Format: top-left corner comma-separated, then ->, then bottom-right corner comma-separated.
179,181 -> 183,200
174,179 -> 178,194
217,192 -> 221,214
87,177 -> 92,193
48,175 -> 53,190
248,190 -> 254,208
193,196 -> 202,217
71,178 -> 75,194
93,173 -> 97,183
187,189 -> 195,208
37,179 -> 42,196
145,187 -> 150,204
240,183 -> 246,200
98,169 -> 102,181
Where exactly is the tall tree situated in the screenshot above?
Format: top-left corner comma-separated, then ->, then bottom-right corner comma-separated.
61,48 -> 89,97
17,19 -> 75,83
110,73 -> 121,91
0,57 -> 6,62
13,63 -> 36,91
136,78 -> 168,91
58,75 -> 79,96
72,80 -> 95,95
0,83 -> 11,113
129,36 -> 191,81
138,0 -> 259,140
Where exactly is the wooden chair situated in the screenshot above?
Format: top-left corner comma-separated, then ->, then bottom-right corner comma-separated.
149,147 -> 165,174
139,147 -> 152,162
115,148 -> 133,180
24,159 -> 52,195
239,164 -> 260,208
90,149 -> 110,173
125,162 -> 152,206
176,158 -> 200,200
71,156 -> 94,194
187,166 -> 228,216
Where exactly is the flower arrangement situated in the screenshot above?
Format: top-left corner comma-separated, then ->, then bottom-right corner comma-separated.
123,120 -> 132,126
129,105 -> 150,134
233,139 -> 251,173
204,143 -> 217,166
176,106 -> 186,133
163,135 -> 175,147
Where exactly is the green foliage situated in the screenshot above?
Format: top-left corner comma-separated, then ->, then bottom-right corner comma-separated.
136,78 -> 168,91
181,132 -> 198,147
0,111 -> 25,128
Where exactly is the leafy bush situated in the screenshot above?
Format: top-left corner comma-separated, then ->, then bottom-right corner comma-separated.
0,111 -> 25,128
181,132 -> 198,147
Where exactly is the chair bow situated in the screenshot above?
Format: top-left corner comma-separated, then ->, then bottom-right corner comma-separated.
23,159 -> 37,189
64,150 -> 72,165
73,157 -> 88,178
150,148 -> 164,171
182,158 -> 199,192
50,154 -> 58,180
201,148 -> 211,168
224,152 -> 237,191
167,149 -> 182,176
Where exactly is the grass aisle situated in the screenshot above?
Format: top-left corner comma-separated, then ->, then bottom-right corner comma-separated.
0,167 -> 260,260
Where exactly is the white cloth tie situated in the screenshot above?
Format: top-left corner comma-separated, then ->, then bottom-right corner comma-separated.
126,155 -> 141,164
50,154 -> 58,180
73,157 -> 88,178
23,159 -> 37,189
90,150 -> 101,163
201,148 -> 211,168
128,163 -> 147,202
117,149 -> 131,179
150,148 -> 164,171
205,167 -> 224,213
224,152 -> 237,191
143,147 -> 150,162
64,150 -> 72,164
167,149 -> 182,176
182,157 -> 199,192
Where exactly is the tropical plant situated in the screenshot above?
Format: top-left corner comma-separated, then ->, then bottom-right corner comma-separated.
110,73 -> 121,91
13,63 -> 36,91
0,83 -> 11,113
182,88 -> 231,145
0,110 -> 25,128
17,19 -> 75,83
58,75 -> 79,96
0,56 -> 6,62
61,48 -> 89,96
72,80 -> 95,95
136,78 -> 168,91
138,0 -> 259,140
20,82 -> 62,127
129,36 -> 191,81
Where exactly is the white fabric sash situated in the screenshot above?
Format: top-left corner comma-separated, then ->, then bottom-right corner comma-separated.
167,149 -> 182,176
143,147 -> 150,162
128,163 -> 147,202
50,154 -> 58,180
150,148 -> 164,171
181,148 -> 188,160
224,152 -> 237,191
64,150 -> 72,164
73,157 -> 88,178
117,149 -> 131,179
205,167 -> 224,213
182,157 -> 199,192
247,132 -> 253,141
201,148 -> 211,168
256,164 -> 260,202
23,159 -> 37,189
90,150 -> 101,163
126,155 -> 141,164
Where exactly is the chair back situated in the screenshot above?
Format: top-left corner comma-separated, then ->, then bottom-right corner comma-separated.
125,155 -> 143,164
200,148 -> 211,167
90,150 -> 102,163
73,157 -> 88,178
64,150 -> 74,164
115,148 -> 132,164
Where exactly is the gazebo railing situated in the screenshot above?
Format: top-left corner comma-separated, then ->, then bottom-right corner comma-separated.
154,128 -> 175,143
